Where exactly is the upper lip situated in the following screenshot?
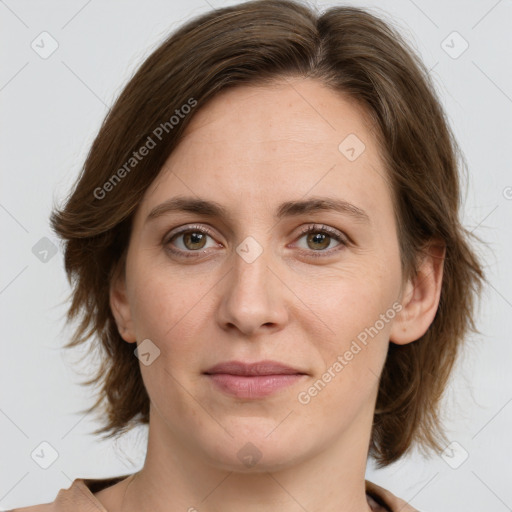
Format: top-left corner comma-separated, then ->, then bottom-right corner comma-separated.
204,360 -> 306,376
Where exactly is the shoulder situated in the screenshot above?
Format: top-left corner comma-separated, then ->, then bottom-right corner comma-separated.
6,504 -> 52,512
7,474 -> 131,512
9,476 -> 416,512
6,494 -> 61,512
365,480 -> 419,512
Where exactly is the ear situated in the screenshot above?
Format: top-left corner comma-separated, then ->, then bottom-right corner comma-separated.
390,241 -> 445,345
109,263 -> 137,344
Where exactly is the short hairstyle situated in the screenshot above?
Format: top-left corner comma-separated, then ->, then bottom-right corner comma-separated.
51,0 -> 486,467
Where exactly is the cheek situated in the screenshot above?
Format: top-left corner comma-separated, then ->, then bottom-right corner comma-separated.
126,257 -> 210,366
303,263 -> 397,340
296,292 -> 393,424
302,265 -> 398,393
126,261 -> 209,417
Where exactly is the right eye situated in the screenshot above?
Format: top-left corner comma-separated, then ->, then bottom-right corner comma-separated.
163,224 -> 221,258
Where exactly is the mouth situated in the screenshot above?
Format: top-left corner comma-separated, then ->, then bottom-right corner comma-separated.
203,360 -> 308,399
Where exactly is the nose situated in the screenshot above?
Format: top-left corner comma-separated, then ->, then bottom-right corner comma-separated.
216,243 -> 289,337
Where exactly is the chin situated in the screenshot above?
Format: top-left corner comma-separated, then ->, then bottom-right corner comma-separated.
206,444 -> 307,474
198,419 -> 312,473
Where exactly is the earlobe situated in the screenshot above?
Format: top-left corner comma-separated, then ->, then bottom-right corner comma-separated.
109,267 -> 137,344
390,242 -> 445,346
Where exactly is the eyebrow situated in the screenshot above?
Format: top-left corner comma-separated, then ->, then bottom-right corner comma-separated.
146,195 -> 371,225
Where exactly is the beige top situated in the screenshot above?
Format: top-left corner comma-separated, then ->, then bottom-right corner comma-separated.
7,475 -> 418,512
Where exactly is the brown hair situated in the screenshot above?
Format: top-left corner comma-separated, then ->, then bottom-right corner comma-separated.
51,0 -> 486,466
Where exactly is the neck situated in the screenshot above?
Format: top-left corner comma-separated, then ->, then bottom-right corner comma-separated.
120,407 -> 374,512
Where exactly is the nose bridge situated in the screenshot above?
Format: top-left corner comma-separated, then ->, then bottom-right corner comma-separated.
232,235 -> 273,305
230,214 -> 273,285
218,233 -> 287,335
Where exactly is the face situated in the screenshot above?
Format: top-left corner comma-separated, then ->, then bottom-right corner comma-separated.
112,78 -> 409,472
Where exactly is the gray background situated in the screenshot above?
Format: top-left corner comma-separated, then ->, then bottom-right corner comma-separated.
1,0 -> 511,510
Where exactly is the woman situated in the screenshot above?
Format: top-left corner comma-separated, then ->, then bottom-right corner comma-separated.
10,0 -> 485,510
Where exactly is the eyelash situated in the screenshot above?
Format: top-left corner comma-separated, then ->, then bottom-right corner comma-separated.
295,225 -> 347,258
163,223 -> 348,259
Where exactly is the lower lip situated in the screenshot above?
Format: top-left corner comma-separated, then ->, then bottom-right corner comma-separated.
206,374 -> 305,399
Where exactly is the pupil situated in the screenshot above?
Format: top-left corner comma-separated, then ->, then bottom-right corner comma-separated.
187,232 -> 205,249
309,233 -> 329,250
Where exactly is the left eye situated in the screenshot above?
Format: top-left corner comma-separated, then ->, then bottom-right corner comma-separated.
294,225 -> 346,253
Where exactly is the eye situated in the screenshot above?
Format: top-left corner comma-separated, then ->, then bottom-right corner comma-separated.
294,224 -> 347,257
164,224 -> 220,258
163,223 -> 348,259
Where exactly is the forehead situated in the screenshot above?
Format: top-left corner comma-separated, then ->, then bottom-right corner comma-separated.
141,78 -> 391,226
181,78 -> 375,149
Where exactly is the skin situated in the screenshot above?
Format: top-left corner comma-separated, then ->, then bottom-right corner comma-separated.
99,78 -> 444,512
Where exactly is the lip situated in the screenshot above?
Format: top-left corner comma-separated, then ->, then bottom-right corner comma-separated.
204,360 -> 307,399
205,360 -> 305,376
